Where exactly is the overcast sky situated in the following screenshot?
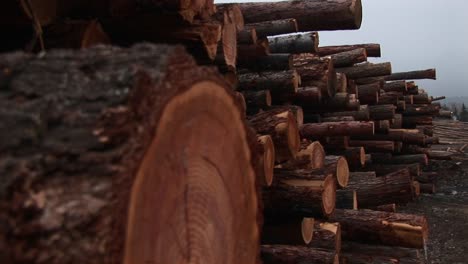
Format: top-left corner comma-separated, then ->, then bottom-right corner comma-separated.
216,0 -> 468,97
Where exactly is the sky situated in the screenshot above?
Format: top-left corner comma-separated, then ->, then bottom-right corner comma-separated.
215,0 -> 468,97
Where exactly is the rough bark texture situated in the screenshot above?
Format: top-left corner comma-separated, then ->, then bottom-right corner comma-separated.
238,70 -> 300,96
370,154 -> 429,166
0,44 -> 260,264
278,140 -> 325,170
309,222 -> 342,254
318,43 -> 381,57
293,54 -> 336,98
322,109 -> 370,121
242,90 -> 272,112
369,104 -> 396,120
336,190 -> 358,210
383,81 -> 407,93
329,147 -> 366,169
384,69 -> 436,81
352,129 -> 426,146
301,121 -> 374,139
327,48 -> 367,67
245,18 -> 298,38
268,32 -> 319,54
330,209 -> 428,248
238,53 -> 292,71
341,242 -> 422,264
238,0 -> 363,31
324,155 -> 350,188
336,62 -> 392,79
261,245 -> 339,264
289,87 -> 322,105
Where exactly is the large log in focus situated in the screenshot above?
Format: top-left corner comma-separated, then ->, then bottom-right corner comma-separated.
347,169 -> 414,207
245,18 -> 298,38
261,245 -> 339,264
0,44 -> 260,263
309,222 -> 342,254
264,170 -> 336,217
318,43 -> 381,57
384,68 -> 437,81
336,62 -> 392,79
248,109 -> 300,162
237,0 -> 363,31
330,209 -> 429,248
262,217 -> 315,245
268,32 -> 319,53
238,70 -> 300,96
327,48 -> 368,67
293,54 -> 336,98
256,135 -> 276,186
300,121 -> 374,139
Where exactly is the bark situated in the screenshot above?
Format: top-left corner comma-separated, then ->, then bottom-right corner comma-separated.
413,181 -> 421,197
330,209 -> 428,248
290,87 -> 322,105
215,4 -> 244,31
341,242 -> 422,264
309,222 -> 342,254
336,73 -> 348,93
369,104 -> 396,120
396,100 -> 406,111
300,121 -> 374,139
293,54 -> 336,98
402,116 -> 433,128
357,82 -> 381,105
267,105 -> 304,126
412,94 -> 432,104
329,147 -> 366,169
245,18 -> 298,38
323,136 -> 350,152
238,70 -> 300,96
383,81 -> 407,93
322,116 -> 355,122
354,76 -> 385,85
416,125 -> 433,136
369,204 -> 397,213
279,141 -> 325,170
238,53 -> 292,71
349,140 -> 395,153
248,109 -> 300,162
336,62 -> 392,79
262,217 -> 315,245
261,245 -> 339,264
318,43 -> 381,57
265,169 -> 336,217
242,90 -> 272,111
255,135 -> 275,186
238,0 -> 363,31
370,154 -> 429,166
327,48 -> 367,67
352,129 -> 426,146
375,120 -> 390,134
427,150 -> 453,160
384,68 -> 436,81
391,114 -> 403,129
237,40 -> 270,58
0,44 -> 259,264
347,78 -> 358,94
268,32 -> 319,54
336,190 -> 358,210
325,155 -> 350,188
341,253 -> 399,264
322,109 -> 370,121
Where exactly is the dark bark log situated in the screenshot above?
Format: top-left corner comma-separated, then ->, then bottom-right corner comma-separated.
325,155 -> 350,188
369,104 -> 396,120
304,114 -> 322,123
375,120 -> 390,134
384,68 -> 436,81
330,209 -> 428,248
336,62 -> 392,79
336,73 -> 348,93
256,135 -> 275,186
400,144 -> 429,155
341,242 -> 422,264
437,110 -> 454,118
347,169 -> 414,207
383,81 -> 407,93
427,150 -> 453,160
238,70 -> 300,96
341,253 -> 399,264
404,95 -> 414,104
301,121 -> 374,139
290,87 -> 322,104
238,53 -> 293,71
402,116 -> 433,128
329,147 -> 366,169
322,116 -> 355,122
347,78 -> 358,95
417,172 -> 437,183
322,109 -> 370,121
327,48 -> 367,67
413,181 -> 421,197
245,18 -> 298,38
416,125 -> 433,137
237,39 -> 270,58
262,217 -> 315,245
352,129 -> 426,146
370,154 -> 428,166
391,114 -> 403,129
396,100 -> 406,111
309,222 -> 342,254
349,140 -> 395,153
357,82 -> 381,104
264,170 -> 336,217
269,32 -> 319,54
248,109 -> 300,162
261,245 -> 339,264
267,105 -> 304,127
293,54 -> 336,98
242,90 -> 272,111
359,163 -> 421,177
318,43 -> 380,57
0,44 -> 259,264
238,0 -> 363,31
412,94 -> 432,104
377,95 -> 399,105
419,183 -> 436,194
279,141 -> 325,170
369,204 -> 397,213
237,28 -> 257,45
336,190 -> 358,209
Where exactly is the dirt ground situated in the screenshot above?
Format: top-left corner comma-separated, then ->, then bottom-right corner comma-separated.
399,159 -> 468,264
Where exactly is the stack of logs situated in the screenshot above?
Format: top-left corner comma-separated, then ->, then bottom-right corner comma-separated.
0,0 -> 448,263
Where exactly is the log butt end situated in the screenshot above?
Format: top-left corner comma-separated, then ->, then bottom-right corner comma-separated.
302,217 -> 315,244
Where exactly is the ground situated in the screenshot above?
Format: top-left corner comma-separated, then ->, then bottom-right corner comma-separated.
399,159 -> 468,264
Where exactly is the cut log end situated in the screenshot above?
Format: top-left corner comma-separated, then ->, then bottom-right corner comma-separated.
286,113 -> 301,159
258,135 -> 276,186
323,174 -> 337,216
302,217 -> 315,244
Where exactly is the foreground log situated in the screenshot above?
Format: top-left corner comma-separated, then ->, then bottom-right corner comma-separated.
262,217 -> 315,245
301,121 -> 374,139
384,68 -> 437,81
336,62 -> 392,79
248,109 -> 300,162
256,135 -> 276,186
324,155 -> 350,188
330,209 -> 428,248
245,18 -> 298,38
268,32 -> 319,53
327,48 -> 368,67
238,0 -> 363,31
309,222 -> 342,254
261,245 -> 339,264
0,44 -> 260,263
318,43 -> 381,57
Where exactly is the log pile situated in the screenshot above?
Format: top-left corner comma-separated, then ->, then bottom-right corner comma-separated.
0,0 -> 449,263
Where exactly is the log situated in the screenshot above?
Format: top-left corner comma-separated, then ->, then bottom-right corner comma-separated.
349,140 -> 395,153
347,169 -> 414,207
391,114 -> 403,129
341,242 -> 422,264
336,73 -> 348,93
427,150 -> 453,160
301,121 -> 374,139
0,44 -> 260,263
336,62 -> 392,79
413,181 -> 421,197
417,172 -> 437,183
214,11 -> 238,72
238,53 -> 293,71
279,141 -> 325,170
357,82 -> 380,104
412,94 -> 431,104
262,217 -> 315,245
309,222 -> 342,254
248,109 -> 300,162
322,116 -> 355,122
268,32 -> 319,54
402,116 -> 433,128
341,253 -> 399,264
336,190 -> 358,210
383,81 -> 407,93
256,135 -> 276,186
330,209 -> 428,248
322,109 -> 370,121
396,100 -> 406,111
368,104 -> 396,120
245,18 -> 298,38
264,170 -> 336,217
419,183 -> 436,194
290,87 -> 322,105
416,125 -> 433,137
238,0 -> 363,31
375,120 -> 390,134
237,28 -> 257,45
237,40 -> 270,58
347,78 -> 358,95
325,155 -> 350,188
261,245 -> 339,264
242,90 -> 272,111
384,68 -> 436,81
329,147 -> 366,169
327,48 -> 368,67
293,54 -> 336,98
238,70 -> 300,96
318,43 -> 381,57
370,154 -> 429,166
267,105 -> 304,127
352,129 -> 426,146
369,204 -> 397,213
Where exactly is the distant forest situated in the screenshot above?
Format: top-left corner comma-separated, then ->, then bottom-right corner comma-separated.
442,97 -> 468,121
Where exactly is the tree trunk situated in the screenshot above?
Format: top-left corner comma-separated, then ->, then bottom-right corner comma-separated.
264,170 -> 336,217
375,120 -> 391,134
237,40 -> 270,58
289,87 -> 322,105
0,44 -> 260,264
301,121 -> 374,138
336,190 -> 358,210
318,43 -> 381,57
427,150 -> 453,160
309,222 -> 342,254
384,68 -> 436,81
237,28 -> 257,45
261,245 -> 339,264
336,62 -> 392,79
349,140 -> 395,153
238,70 -> 300,96
327,48 -> 367,67
383,81 -> 407,93
293,54 -> 336,98
237,0 -> 363,31
322,136 -> 350,152
357,82 -> 381,104
352,129 -> 426,146
245,18 -> 298,38
255,135 -> 276,186
330,209 -> 428,248
322,116 -> 355,122
248,109 -> 300,162
262,218 -> 315,245
268,32 -> 319,53
238,53 -> 292,71
391,114 -> 403,129
279,141 -> 325,170
325,155 -> 350,188
396,100 -> 406,111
